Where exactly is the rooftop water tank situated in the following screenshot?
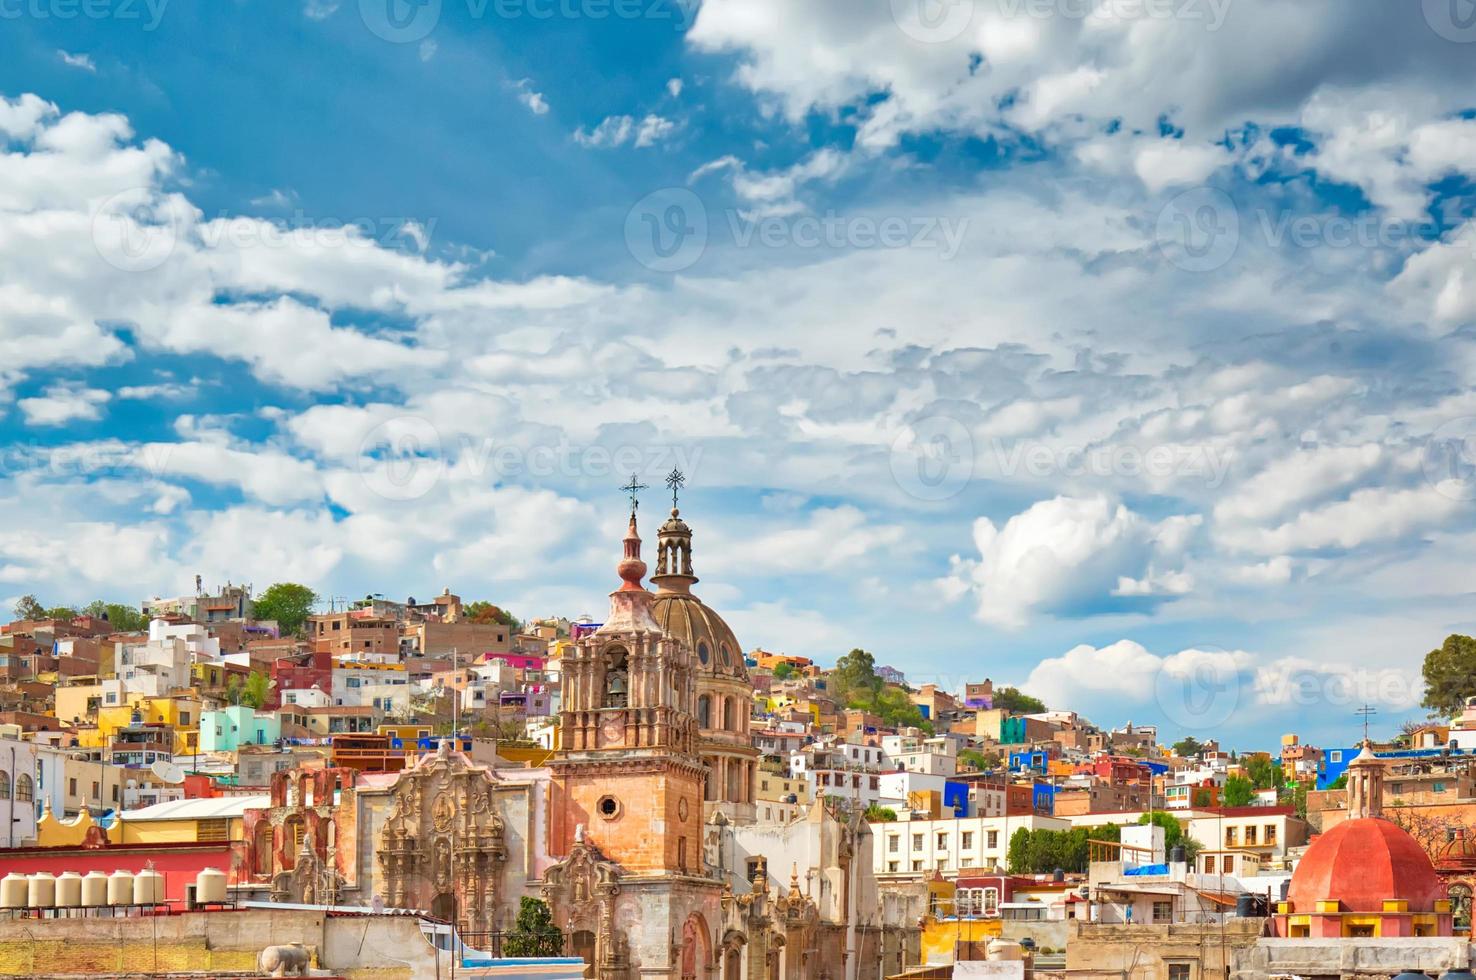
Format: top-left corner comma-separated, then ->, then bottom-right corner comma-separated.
27,872 -> 56,909
107,870 -> 134,906
0,873 -> 27,909
81,871 -> 108,907
195,867 -> 227,904
55,872 -> 83,908
133,868 -> 164,906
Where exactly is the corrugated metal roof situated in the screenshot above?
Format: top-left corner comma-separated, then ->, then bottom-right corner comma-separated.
119,794 -> 269,821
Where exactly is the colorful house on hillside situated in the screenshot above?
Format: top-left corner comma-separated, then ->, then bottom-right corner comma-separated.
199,704 -> 282,752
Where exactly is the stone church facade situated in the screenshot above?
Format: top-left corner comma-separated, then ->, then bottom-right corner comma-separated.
240,496 -> 876,980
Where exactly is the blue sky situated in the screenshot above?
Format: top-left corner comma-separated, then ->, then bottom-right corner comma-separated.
3,0 -> 1476,750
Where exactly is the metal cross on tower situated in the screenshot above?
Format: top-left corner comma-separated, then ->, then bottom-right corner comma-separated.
665,467 -> 685,508
621,473 -> 648,514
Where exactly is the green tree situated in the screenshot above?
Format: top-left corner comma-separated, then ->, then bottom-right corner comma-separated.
992,687 -> 1046,713
771,662 -> 796,680
1137,812 -> 1201,864
1290,781 -> 1309,820
1421,634 -> 1476,718
43,605 -> 79,621
1222,775 -> 1254,806
253,583 -> 320,636
226,674 -> 244,706
241,671 -> 271,709
1329,774 -> 1348,790
1191,787 -> 1213,807
104,603 -> 149,632
829,648 -> 882,705
864,804 -> 898,822
958,749 -> 999,772
11,595 -> 44,621
464,600 -> 520,630
1171,736 -> 1203,758
1008,825 -> 1118,874
1245,756 -> 1284,791
503,897 -> 563,957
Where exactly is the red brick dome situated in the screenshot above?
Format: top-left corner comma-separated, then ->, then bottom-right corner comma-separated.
1288,817 -> 1445,913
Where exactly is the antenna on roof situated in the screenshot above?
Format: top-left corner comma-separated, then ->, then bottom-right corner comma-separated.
1355,704 -> 1377,744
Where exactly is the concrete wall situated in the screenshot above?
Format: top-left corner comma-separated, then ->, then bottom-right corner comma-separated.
1233,937 -> 1473,980
0,908 -> 449,980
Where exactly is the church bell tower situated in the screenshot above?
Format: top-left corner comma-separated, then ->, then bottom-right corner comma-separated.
550,484 -> 707,877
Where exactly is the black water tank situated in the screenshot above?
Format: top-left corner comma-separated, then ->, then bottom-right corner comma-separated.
1235,894 -> 1256,917
1053,868 -> 1065,883
1170,845 -> 1186,864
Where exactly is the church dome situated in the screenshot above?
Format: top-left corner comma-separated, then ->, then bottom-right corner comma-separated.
1288,817 -> 1445,914
651,590 -> 748,683
648,503 -> 748,684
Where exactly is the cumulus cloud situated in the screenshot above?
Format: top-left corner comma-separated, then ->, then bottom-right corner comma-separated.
946,496 -> 1200,627
18,384 -> 111,426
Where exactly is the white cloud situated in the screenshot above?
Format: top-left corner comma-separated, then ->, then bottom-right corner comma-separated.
18,384 -> 111,426
947,496 -> 1199,627
56,51 -> 96,73
512,79 -> 550,116
574,114 -> 677,148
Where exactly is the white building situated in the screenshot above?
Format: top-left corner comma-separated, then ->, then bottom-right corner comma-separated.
0,734 -> 67,846
873,814 -> 1070,878
117,620 -> 221,696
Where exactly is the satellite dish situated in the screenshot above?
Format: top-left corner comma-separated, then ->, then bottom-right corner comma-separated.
151,760 -> 186,785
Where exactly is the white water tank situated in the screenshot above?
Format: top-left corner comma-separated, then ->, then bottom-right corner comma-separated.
0,873 -> 27,909
55,872 -> 83,908
986,938 -> 1024,961
81,871 -> 109,907
195,867 -> 227,904
107,870 -> 134,905
133,868 -> 164,905
27,873 -> 56,909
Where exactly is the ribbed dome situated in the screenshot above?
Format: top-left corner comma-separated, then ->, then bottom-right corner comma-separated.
651,591 -> 749,683
1288,817 -> 1445,913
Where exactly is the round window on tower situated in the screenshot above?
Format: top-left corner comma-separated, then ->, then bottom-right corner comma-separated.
697,642 -> 710,665
597,795 -> 622,820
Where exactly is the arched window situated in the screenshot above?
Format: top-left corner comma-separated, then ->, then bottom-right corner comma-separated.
14,774 -> 33,803
604,646 -> 629,709
0,771 -> 9,799
697,642 -> 710,666
254,822 -> 275,876
719,644 -> 731,667
697,695 -> 712,728
722,698 -> 734,731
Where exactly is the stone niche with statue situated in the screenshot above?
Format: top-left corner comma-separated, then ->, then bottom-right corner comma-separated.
376,739 -> 510,936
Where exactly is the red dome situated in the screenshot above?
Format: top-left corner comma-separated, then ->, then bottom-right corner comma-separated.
1288,817 -> 1445,913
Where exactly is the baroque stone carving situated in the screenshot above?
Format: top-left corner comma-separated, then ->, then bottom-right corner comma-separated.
375,744 -> 508,937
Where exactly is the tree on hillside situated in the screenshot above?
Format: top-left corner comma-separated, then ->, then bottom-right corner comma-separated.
503,898 -> 563,957
992,687 -> 1046,713
829,648 -> 883,705
864,804 -> 898,822
1245,756 -> 1283,791
11,595 -> 43,621
1222,775 -> 1254,807
958,749 -> 1000,772
1422,634 -> 1476,718
43,605 -> 78,621
1171,736 -> 1204,758
771,662 -> 795,680
253,583 -> 319,636
241,671 -> 271,709
82,600 -> 149,631
464,600 -> 520,630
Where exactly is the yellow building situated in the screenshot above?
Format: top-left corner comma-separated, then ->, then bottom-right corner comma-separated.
917,878 -> 1004,964
107,795 -> 267,845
